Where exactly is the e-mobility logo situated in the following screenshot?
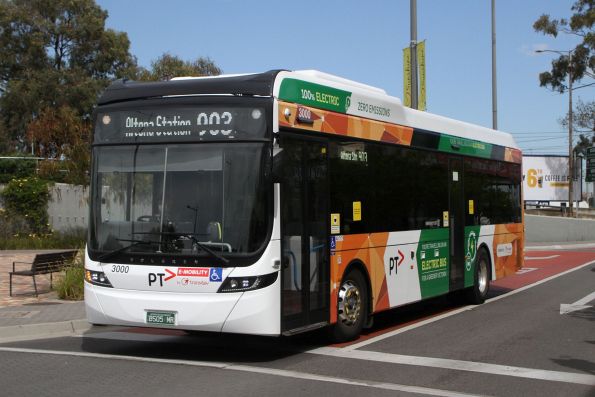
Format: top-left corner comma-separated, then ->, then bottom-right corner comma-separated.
465,231 -> 477,272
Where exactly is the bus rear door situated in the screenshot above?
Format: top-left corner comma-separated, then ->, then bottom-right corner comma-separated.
449,157 -> 465,291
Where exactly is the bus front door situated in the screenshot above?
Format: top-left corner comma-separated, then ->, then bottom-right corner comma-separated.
279,134 -> 330,333
449,158 -> 465,291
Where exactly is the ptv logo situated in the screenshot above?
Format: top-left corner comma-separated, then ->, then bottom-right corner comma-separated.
389,250 -> 405,275
148,269 -> 176,287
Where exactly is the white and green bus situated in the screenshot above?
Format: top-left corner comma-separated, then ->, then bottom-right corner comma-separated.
86,70 -> 523,341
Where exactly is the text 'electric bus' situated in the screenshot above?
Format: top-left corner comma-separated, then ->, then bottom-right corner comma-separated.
86,70 -> 523,341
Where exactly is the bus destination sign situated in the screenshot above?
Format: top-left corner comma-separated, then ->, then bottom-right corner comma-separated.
95,107 -> 266,143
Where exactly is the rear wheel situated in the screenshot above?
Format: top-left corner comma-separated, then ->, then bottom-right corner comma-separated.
465,249 -> 490,304
330,269 -> 368,342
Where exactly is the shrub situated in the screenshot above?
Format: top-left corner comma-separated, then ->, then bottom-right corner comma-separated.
37,160 -> 67,183
0,177 -> 50,234
0,157 -> 36,183
0,227 -> 86,250
0,209 -> 30,241
55,249 -> 85,300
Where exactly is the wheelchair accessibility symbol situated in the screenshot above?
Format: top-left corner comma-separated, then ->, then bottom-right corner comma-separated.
209,268 -> 222,282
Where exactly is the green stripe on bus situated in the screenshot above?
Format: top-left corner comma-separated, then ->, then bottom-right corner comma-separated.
437,135 -> 493,158
464,226 -> 481,288
278,78 -> 352,114
417,228 -> 450,299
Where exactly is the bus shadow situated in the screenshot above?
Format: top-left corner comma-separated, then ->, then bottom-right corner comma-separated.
79,286 -> 518,362
355,285 -> 515,342
80,327 -> 328,364
550,357 -> 595,375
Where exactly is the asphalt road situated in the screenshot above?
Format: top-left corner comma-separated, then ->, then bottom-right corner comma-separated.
1,250 -> 594,397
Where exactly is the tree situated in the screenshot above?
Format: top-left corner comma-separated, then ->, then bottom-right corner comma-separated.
533,0 -> 594,92
560,99 -> 595,154
138,53 -> 221,81
0,0 -> 137,152
26,105 -> 91,184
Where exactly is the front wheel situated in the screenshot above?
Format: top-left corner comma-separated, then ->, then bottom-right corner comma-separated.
465,249 -> 490,304
330,269 -> 368,342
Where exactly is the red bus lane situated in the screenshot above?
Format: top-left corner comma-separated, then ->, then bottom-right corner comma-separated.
494,250 -> 595,290
332,249 -> 595,348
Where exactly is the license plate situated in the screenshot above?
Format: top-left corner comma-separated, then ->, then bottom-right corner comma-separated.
146,311 -> 176,326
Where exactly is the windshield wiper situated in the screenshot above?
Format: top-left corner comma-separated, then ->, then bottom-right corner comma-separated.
96,239 -> 157,262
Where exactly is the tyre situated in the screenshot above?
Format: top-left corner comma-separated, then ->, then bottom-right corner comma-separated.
330,269 -> 368,342
465,248 -> 490,304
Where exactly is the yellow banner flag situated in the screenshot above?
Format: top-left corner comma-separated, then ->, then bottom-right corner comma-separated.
403,47 -> 411,108
417,40 -> 426,111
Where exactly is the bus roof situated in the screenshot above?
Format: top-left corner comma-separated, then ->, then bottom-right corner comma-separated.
273,70 -> 519,150
98,69 -> 518,150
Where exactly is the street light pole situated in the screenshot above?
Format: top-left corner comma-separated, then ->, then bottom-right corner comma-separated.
568,51 -> 574,217
410,0 -> 418,110
491,0 -> 498,130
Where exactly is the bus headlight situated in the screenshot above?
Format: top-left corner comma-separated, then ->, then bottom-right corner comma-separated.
217,272 -> 277,293
85,269 -> 113,288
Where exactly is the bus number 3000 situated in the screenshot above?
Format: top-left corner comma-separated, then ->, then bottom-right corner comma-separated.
111,265 -> 129,273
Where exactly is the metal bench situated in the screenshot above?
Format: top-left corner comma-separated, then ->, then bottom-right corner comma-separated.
9,250 -> 79,297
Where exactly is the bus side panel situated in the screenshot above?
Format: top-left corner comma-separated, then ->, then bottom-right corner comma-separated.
464,225 -> 494,288
330,229 -> 451,324
491,223 -> 524,279
463,223 -> 523,287
330,234 -> 372,326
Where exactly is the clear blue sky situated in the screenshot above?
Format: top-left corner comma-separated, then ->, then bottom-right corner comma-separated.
96,0 -> 593,155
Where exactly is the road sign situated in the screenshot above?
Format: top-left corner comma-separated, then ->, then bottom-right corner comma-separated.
587,146 -> 595,182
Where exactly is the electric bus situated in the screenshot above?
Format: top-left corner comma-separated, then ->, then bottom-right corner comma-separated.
85,70 -> 523,341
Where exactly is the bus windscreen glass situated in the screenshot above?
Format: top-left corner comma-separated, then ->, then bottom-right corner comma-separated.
89,142 -> 269,262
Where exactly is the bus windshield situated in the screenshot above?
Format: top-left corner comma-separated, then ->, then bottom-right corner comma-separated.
89,142 -> 270,262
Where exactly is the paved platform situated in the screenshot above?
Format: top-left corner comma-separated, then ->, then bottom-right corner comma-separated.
0,250 -> 89,342
0,250 -> 68,306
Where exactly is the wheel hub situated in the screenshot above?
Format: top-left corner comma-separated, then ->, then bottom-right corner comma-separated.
478,259 -> 488,294
338,280 -> 361,326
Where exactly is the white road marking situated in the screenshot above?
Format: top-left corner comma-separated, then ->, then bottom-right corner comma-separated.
0,346 -> 485,397
515,267 -> 537,274
340,259 -> 595,351
524,255 -> 559,260
560,291 -> 595,315
310,347 -> 595,386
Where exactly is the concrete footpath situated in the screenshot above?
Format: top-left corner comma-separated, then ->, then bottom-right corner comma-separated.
1,242 -> 594,343
0,250 -> 89,343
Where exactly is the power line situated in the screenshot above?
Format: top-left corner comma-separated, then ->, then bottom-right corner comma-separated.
516,136 -> 569,143
512,132 -> 568,135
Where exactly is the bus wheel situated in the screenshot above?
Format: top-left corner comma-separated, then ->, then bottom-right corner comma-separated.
466,249 -> 490,304
331,269 -> 368,342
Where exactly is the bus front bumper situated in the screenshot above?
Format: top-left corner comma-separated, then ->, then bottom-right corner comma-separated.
84,277 -> 281,336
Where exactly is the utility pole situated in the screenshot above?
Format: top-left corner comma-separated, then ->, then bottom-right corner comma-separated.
410,0 -> 418,110
568,52 -> 574,217
491,0 -> 498,130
